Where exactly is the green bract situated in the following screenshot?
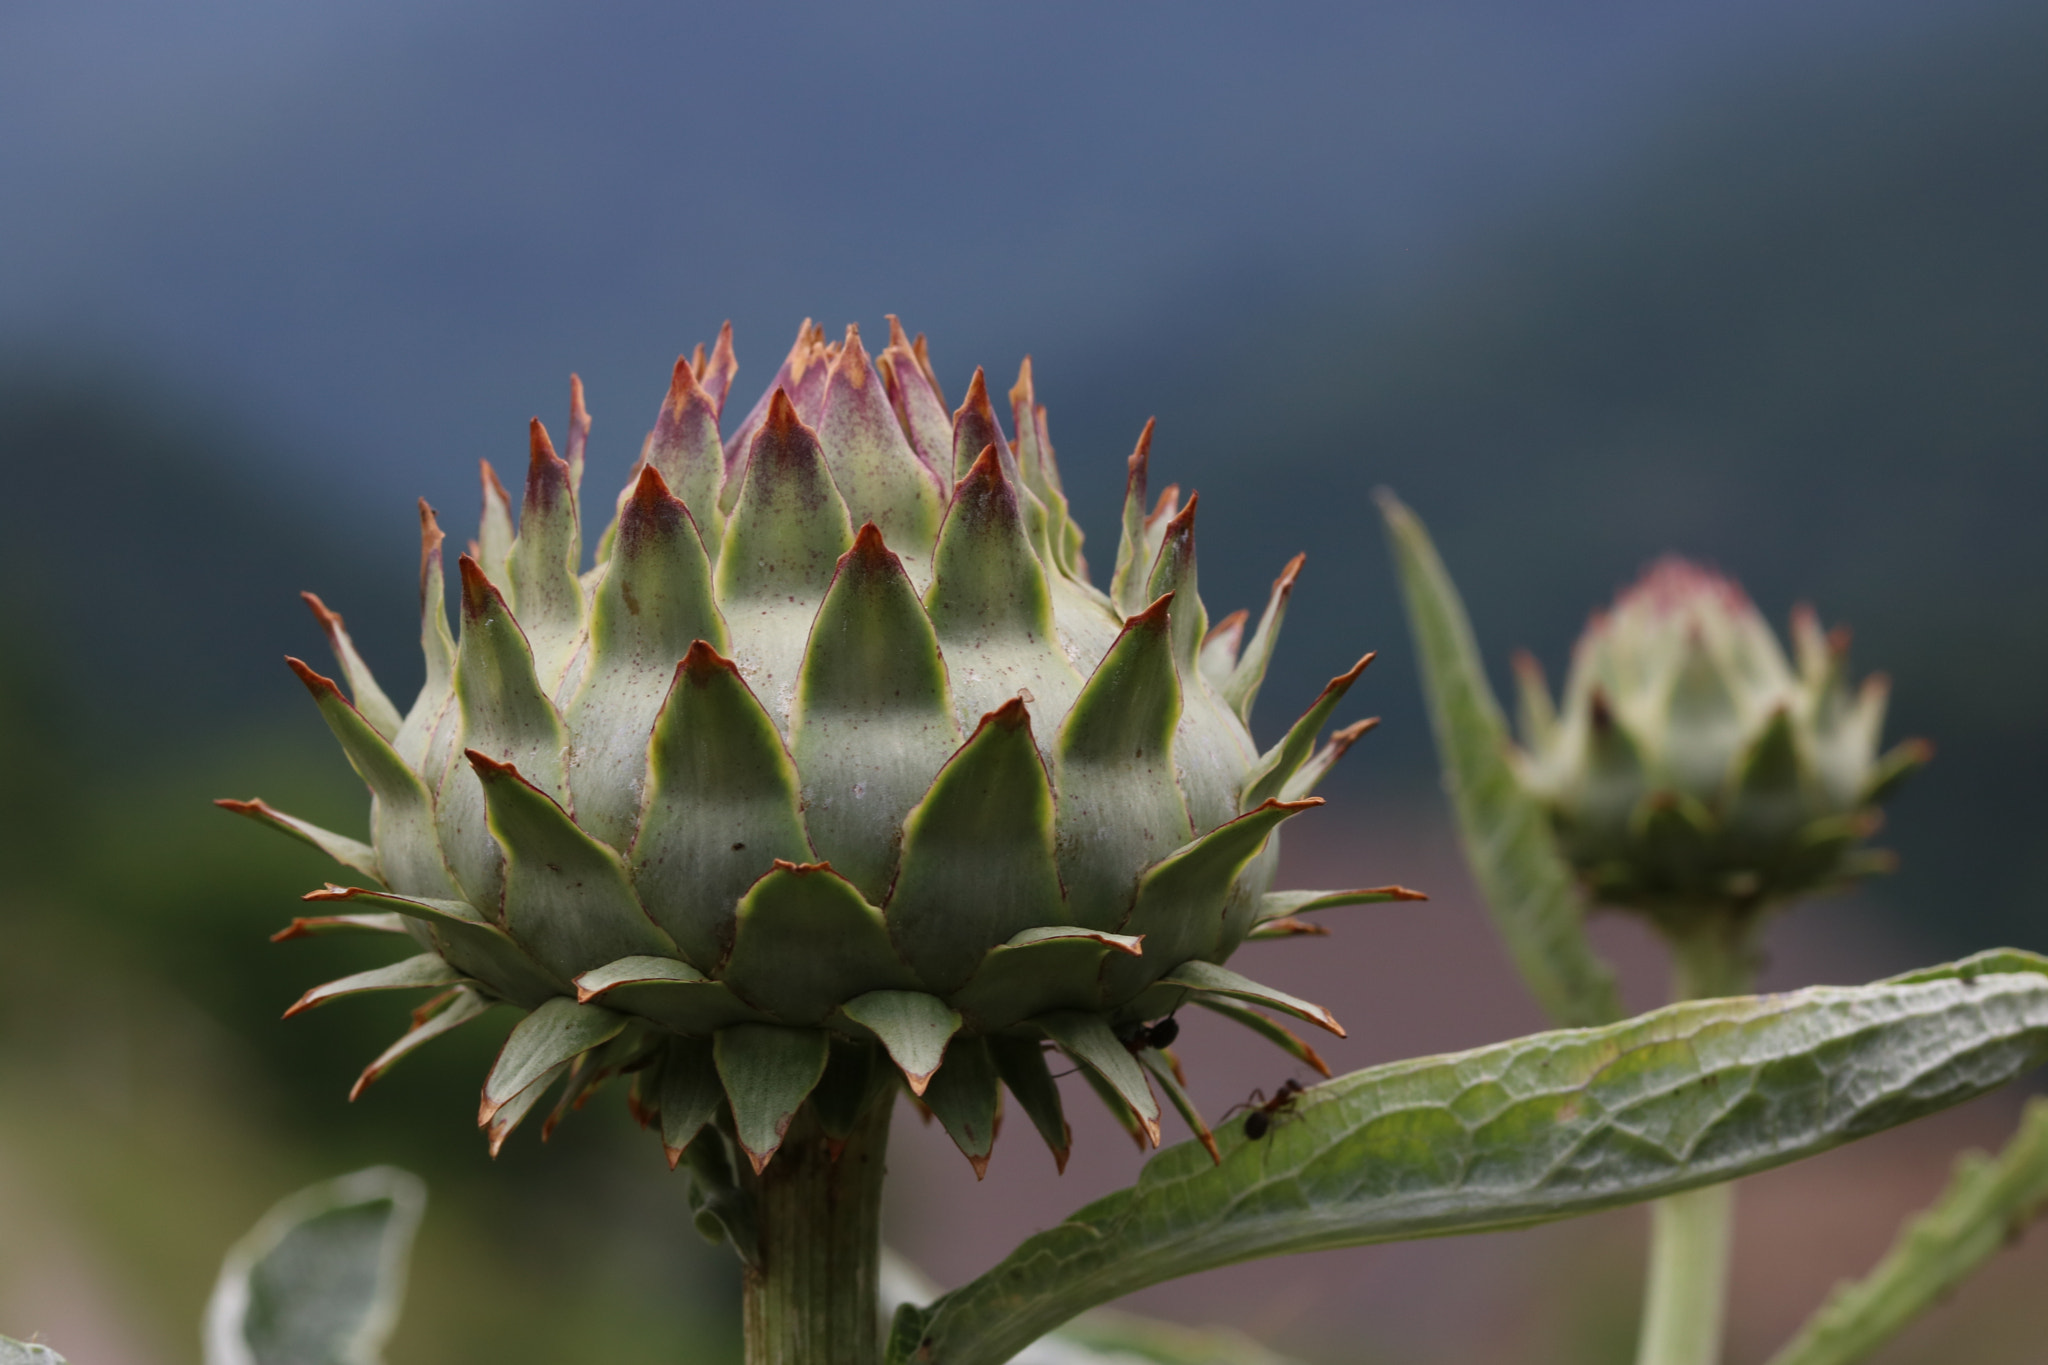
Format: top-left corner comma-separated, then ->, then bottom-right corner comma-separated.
1513,557 -> 1929,926
227,319 -> 1408,1175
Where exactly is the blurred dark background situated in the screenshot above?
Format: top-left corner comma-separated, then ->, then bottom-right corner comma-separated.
3,1 -> 2045,1361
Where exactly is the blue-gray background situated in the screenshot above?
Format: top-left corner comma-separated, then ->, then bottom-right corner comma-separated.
3,2 -> 2045,1360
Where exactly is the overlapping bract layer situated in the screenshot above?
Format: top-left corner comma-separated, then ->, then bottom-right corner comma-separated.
230,319 -> 1412,1175
1513,557 -> 1929,922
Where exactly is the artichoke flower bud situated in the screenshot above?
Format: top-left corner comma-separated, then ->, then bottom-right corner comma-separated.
1514,557 -> 1929,931
224,319 -> 1419,1178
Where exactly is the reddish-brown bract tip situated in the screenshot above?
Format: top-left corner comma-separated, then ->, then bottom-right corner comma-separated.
1127,418 -> 1155,491
842,520 -> 898,571
464,747 -> 525,784
1008,355 -> 1035,413
1203,609 -> 1249,650
417,499 -> 446,597
479,458 -> 512,507
1273,552 -> 1307,596
763,387 -> 803,438
286,655 -> 343,701
456,554 -> 504,618
955,443 -> 1007,495
831,323 -> 872,389
525,418 -> 570,510
1162,490 -> 1199,542
1146,485 -> 1181,530
1329,716 -> 1382,753
702,321 -> 738,415
301,590 -> 345,635
677,638 -> 741,684
1126,592 -> 1177,634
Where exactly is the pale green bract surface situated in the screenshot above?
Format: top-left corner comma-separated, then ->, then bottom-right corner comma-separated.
1378,492 -> 1621,1027
886,968 -> 2048,1365
204,1167 -> 425,1365
229,320 -> 1392,1173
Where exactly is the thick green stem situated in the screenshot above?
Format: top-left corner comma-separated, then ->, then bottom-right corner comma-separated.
742,1098 -> 893,1365
1634,911 -> 1756,1365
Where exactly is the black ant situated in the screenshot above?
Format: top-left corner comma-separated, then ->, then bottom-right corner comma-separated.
1116,1013 -> 1180,1054
1227,1078 -> 1305,1140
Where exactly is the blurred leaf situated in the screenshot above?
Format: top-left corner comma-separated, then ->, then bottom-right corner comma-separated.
1377,491 -> 1622,1028
0,1338 -> 67,1364
204,1167 -> 425,1365
888,964 -> 2048,1365
1766,1095 -> 2048,1365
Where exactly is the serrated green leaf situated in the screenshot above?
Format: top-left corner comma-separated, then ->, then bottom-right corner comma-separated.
469,752 -> 675,977
1766,1097 -> 2048,1365
566,464 -> 727,850
1238,656 -> 1372,812
1378,493 -> 1622,1028
723,862 -> 916,1024
989,1036 -> 1071,1172
1033,1011 -> 1159,1145
715,389 -> 855,729
841,990 -> 961,1094
302,886 -> 565,1008
791,524 -> 960,900
630,641 -> 812,973
217,797 -> 382,885
284,954 -> 457,1019
813,327 -> 945,587
287,659 -> 458,902
204,1167 -> 424,1365
892,967 -> 2048,1365
505,420 -> 586,686
949,929 -> 1141,1032
924,446 -> 1083,736
1107,800 -> 1318,1002
480,996 -> 627,1124
716,1023 -> 831,1171
923,1035 -> 1002,1176
887,698 -> 1065,991
659,1038 -> 725,1166
1054,595 -> 1190,931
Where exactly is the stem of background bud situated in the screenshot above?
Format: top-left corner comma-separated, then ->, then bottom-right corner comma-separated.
1633,910 -> 1758,1365
742,1098 -> 893,1365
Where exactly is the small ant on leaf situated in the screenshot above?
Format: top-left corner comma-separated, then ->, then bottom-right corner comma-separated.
1116,1013 -> 1180,1054
1227,1078 -> 1305,1140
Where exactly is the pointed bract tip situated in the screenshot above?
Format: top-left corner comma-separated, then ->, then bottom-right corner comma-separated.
418,498 -> 445,552
958,442 -> 1006,489
1127,419 -> 1155,482
1331,716 -> 1381,750
1333,652 -> 1376,687
526,419 -> 569,501
1204,610 -> 1249,648
1510,649 -> 1545,683
1163,490 -> 1199,539
972,695 -> 1034,736
1247,796 -> 1326,816
528,417 -> 558,465
455,554 -> 502,616
667,353 -> 704,404
1128,592 -> 1176,631
570,373 -> 588,423
844,520 -> 897,568
479,458 -> 512,506
1052,1141 -> 1071,1175
1009,355 -> 1035,408
628,460 -> 677,508
887,314 -> 912,351
967,1153 -> 990,1181
463,747 -> 525,783
1146,485 -> 1182,527
285,655 -> 343,700
301,590 -> 343,632
764,386 -> 802,432
677,638 -> 740,683
1274,552 -> 1307,593
832,324 -> 872,385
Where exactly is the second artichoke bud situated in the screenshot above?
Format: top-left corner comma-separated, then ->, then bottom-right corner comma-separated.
1513,558 -> 1930,934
